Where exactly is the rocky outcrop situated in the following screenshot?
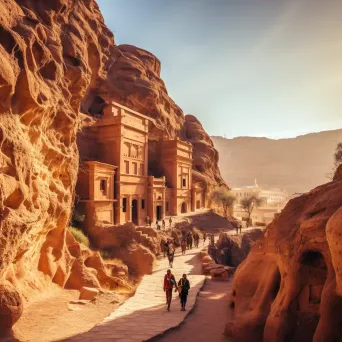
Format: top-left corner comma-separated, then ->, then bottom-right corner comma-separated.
227,174 -> 342,342
184,115 -> 225,185
209,229 -> 263,267
0,0 -> 127,332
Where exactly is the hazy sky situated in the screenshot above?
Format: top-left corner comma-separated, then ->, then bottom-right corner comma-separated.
97,0 -> 342,138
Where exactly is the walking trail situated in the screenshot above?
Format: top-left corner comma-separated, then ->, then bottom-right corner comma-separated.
151,278 -> 232,342
65,244 -> 206,342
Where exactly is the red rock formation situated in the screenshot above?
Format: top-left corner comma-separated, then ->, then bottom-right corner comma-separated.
0,0 -> 127,332
227,171 -> 342,342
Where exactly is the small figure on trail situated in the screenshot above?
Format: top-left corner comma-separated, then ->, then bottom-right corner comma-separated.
210,234 -> 215,246
164,269 -> 176,311
145,216 -> 149,227
157,223 -> 161,231
162,219 -> 166,230
194,233 -> 200,248
163,240 -> 169,258
181,239 -> 187,255
186,232 -> 193,250
169,217 -> 172,228
236,225 -> 239,235
203,232 -> 207,245
148,218 -> 152,227
177,274 -> 190,311
167,242 -> 175,268
239,223 -> 242,235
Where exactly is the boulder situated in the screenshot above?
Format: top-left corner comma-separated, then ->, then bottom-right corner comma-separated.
0,284 -> 23,331
201,255 -> 212,263
210,268 -> 229,280
79,287 -> 99,301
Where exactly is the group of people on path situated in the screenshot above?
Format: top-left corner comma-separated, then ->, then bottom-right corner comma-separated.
163,269 -> 190,311
145,216 -> 173,230
235,222 -> 244,235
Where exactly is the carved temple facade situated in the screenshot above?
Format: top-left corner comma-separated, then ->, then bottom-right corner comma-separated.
76,101 -> 208,229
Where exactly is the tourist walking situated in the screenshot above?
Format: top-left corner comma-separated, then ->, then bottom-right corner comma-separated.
169,217 -> 172,228
236,225 -> 239,235
203,232 -> 207,245
194,233 -> 199,248
167,242 -> 175,268
162,219 -> 166,230
163,240 -> 169,258
148,218 -> 152,227
239,223 -> 242,234
181,239 -> 187,255
186,232 -> 193,250
164,269 -> 176,311
210,234 -> 215,246
145,216 -> 149,227
177,274 -> 190,311
157,223 -> 161,230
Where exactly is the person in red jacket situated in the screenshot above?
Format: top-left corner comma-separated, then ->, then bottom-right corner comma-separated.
163,269 -> 176,311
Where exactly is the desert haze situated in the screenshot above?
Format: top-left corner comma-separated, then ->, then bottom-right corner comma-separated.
212,129 -> 342,193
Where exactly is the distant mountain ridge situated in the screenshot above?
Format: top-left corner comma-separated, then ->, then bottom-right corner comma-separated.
211,129 -> 342,194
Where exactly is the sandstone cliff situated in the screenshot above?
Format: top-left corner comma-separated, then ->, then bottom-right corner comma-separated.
227,169 -> 342,342
0,0 -> 128,331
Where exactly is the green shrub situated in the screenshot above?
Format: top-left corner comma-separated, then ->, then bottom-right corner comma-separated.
100,248 -> 113,259
68,226 -> 89,247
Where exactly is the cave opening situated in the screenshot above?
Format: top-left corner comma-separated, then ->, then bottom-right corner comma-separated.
300,250 -> 327,269
88,95 -> 106,116
292,250 -> 328,341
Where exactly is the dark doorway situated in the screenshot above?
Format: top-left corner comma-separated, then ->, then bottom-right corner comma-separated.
196,200 -> 201,209
156,205 -> 162,220
181,202 -> 187,213
132,199 -> 138,224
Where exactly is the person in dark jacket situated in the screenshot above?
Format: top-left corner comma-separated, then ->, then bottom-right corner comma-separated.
178,274 -> 190,311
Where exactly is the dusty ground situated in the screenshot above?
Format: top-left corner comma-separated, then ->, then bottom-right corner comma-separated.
9,286 -> 128,342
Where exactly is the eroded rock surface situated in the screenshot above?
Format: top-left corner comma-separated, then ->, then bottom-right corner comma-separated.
0,0 -> 126,332
209,229 -> 263,267
228,174 -> 342,342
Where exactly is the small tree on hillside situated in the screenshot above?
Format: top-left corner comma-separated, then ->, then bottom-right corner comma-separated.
240,195 -> 263,227
334,142 -> 342,170
328,142 -> 342,180
210,187 -> 236,217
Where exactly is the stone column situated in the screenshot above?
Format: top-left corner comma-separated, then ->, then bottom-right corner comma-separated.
162,184 -> 166,219
191,186 -> 196,212
127,194 -> 132,223
137,195 -> 142,226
